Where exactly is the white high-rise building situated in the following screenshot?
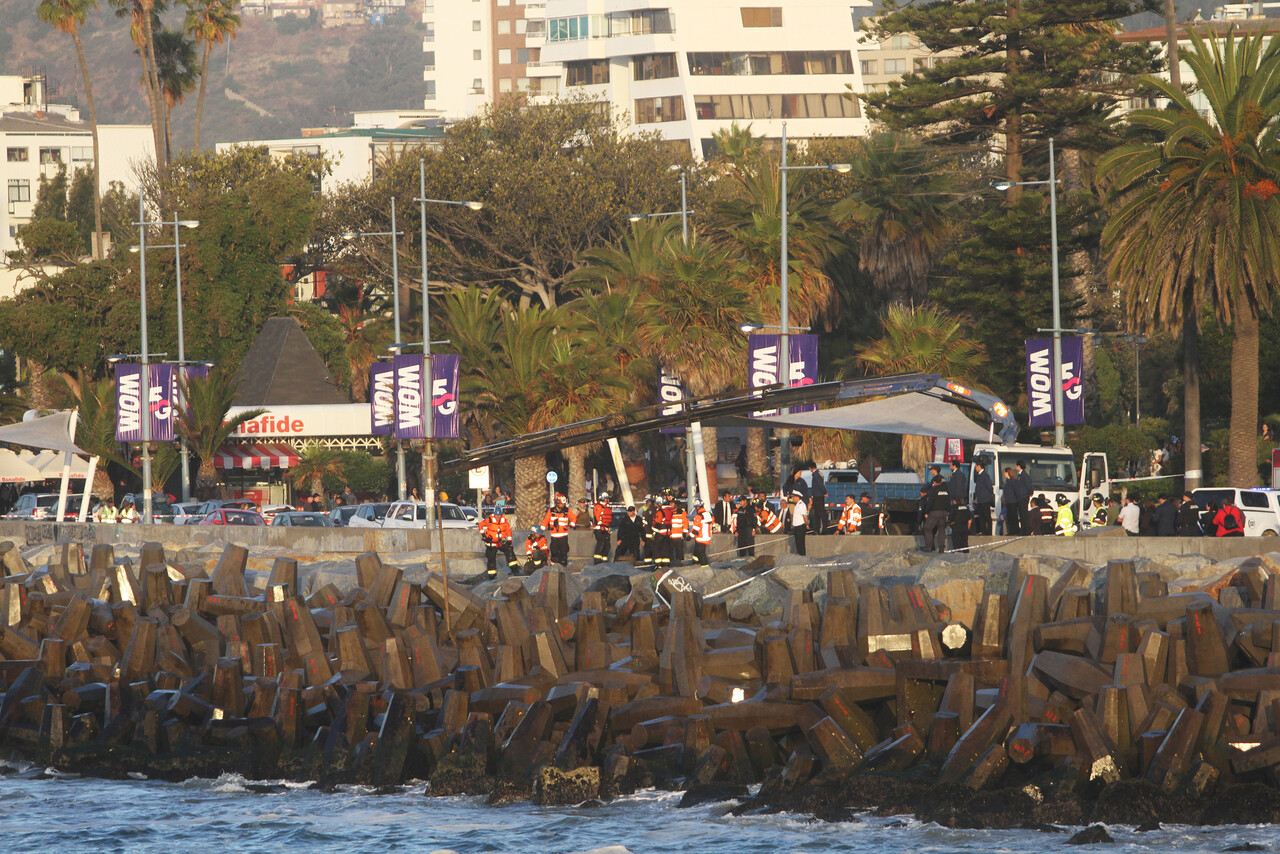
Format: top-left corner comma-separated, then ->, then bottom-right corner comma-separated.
537,0 -> 870,157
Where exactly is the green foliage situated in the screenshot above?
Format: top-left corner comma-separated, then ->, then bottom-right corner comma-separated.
1077,423 -> 1162,471
32,165 -> 69,222
67,167 -> 95,254
12,219 -> 84,265
290,300 -> 351,398
273,10 -> 313,36
321,450 -> 390,496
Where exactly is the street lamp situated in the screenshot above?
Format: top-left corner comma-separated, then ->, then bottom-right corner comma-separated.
130,213 -> 199,501
343,200 -> 407,499
415,158 -> 483,527
995,137 -> 1065,446
777,121 -> 851,488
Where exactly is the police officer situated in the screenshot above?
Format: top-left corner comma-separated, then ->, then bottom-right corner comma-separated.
733,495 -> 758,557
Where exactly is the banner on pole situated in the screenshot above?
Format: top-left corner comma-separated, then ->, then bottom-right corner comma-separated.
430,353 -> 460,440
748,333 -> 818,417
115,363 -> 175,442
392,354 -> 426,439
1025,337 -> 1085,427
370,361 -> 395,436
658,365 -> 687,435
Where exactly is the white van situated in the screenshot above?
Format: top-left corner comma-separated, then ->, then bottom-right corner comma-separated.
380,501 -> 475,530
1192,488 -> 1280,536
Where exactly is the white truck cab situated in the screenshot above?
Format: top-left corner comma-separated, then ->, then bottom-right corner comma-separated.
969,443 -> 1109,527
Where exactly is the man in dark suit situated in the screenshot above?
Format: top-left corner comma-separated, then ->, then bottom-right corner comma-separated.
1015,461 -> 1034,536
971,460 -> 994,535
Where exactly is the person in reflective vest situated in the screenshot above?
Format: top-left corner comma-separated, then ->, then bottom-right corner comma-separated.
120,501 -> 140,524
591,494 -> 613,564
650,495 -> 672,566
96,502 -> 118,524
669,503 -> 689,565
541,494 -> 575,566
755,499 -> 783,535
524,526 -> 550,572
837,495 -> 862,534
1054,494 -> 1076,537
479,509 -> 518,577
690,500 -> 714,566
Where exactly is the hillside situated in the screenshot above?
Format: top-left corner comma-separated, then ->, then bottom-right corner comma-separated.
0,1 -> 428,152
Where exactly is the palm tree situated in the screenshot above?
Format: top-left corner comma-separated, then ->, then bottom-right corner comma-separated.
858,303 -> 988,472
1100,29 -> 1280,486
72,375 -> 133,501
832,131 -> 959,304
288,443 -> 345,503
332,304 -> 390,402
110,0 -> 167,169
151,29 -> 199,160
182,0 -> 240,152
175,368 -> 263,496
37,0 -> 104,260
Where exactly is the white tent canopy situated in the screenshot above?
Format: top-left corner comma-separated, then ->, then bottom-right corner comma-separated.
0,410 -> 97,521
28,450 -> 91,478
735,392 -> 996,442
0,451 -> 44,483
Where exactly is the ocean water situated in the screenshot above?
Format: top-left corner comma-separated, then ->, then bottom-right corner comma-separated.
0,761 -> 1272,854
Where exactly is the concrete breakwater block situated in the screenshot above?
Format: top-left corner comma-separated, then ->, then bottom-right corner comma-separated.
9,537 -> 1280,828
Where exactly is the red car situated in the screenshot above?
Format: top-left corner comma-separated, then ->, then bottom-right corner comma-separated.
198,508 -> 266,526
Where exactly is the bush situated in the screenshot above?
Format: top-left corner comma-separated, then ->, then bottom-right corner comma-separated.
321,450 -> 391,498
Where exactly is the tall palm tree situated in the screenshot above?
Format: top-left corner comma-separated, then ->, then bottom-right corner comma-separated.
37,0 -> 104,259
1100,29 -> 1280,486
832,131 -> 959,304
182,0 -> 240,152
332,304 -> 390,402
110,0 -> 167,169
288,443 -> 345,502
858,303 -> 988,472
151,29 -> 199,160
175,368 -> 263,496
72,375 -> 133,500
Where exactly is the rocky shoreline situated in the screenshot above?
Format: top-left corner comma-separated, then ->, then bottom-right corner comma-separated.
4,537 -> 1280,833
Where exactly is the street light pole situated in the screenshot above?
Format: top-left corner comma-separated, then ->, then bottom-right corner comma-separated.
137,193 -> 153,524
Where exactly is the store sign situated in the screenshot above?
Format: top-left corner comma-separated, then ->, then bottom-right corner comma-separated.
226,404 -> 376,438
393,353 -> 427,440
115,363 -> 174,442
370,362 -> 395,436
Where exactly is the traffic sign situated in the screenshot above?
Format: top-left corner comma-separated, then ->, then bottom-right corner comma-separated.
469,466 -> 490,490
546,470 -> 558,484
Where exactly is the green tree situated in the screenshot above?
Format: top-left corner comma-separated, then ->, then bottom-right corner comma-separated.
289,443 -> 345,502
858,303 -> 989,471
176,368 -> 263,496
110,0 -> 168,168
1100,30 -> 1280,486
151,28 -> 199,159
290,300 -> 352,398
182,0 -> 240,152
32,164 -> 69,223
71,375 -> 133,500
38,0 -> 104,258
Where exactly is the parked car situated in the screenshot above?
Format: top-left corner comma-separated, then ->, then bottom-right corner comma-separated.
329,505 -> 360,527
259,504 -> 292,525
7,493 -> 63,520
458,505 -> 479,522
190,499 -> 259,519
198,508 -> 266,526
1191,488 -> 1280,536
381,501 -> 475,530
171,502 -> 206,525
270,511 -> 334,528
346,502 -> 391,528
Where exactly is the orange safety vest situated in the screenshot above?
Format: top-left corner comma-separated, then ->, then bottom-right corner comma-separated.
592,502 -> 613,531
757,507 -> 782,533
838,503 -> 862,533
651,505 -> 672,535
525,534 -> 548,556
692,510 -> 714,544
542,508 -> 574,537
670,509 -> 688,538
480,515 -> 512,545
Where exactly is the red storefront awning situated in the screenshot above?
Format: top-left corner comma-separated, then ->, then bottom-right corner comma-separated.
214,443 -> 301,469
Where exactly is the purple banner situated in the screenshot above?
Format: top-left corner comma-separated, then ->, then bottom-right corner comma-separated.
169,364 -> 209,414
430,353 -> 460,440
658,365 -> 687,435
115,363 -> 175,442
1025,337 -> 1085,427
370,361 -> 395,436
393,354 -> 426,440
749,333 -> 818,417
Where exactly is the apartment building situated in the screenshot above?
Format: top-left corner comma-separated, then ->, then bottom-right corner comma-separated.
422,0 -> 558,118
0,75 -> 153,265
856,30 -> 940,95
536,0 -> 870,157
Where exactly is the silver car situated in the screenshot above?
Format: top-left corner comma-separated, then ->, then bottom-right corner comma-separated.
380,501 -> 475,530
347,502 -> 392,528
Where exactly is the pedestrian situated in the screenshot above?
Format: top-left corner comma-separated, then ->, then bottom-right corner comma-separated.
1002,468 -> 1021,535
734,495 -> 758,557
524,526 -> 549,572
971,460 -> 994,536
575,498 -> 592,529
807,462 -> 828,535
788,490 -> 809,556
690,500 -> 714,566
922,475 -> 950,552
1152,494 -> 1177,537
948,460 -> 968,511
591,493 -> 613,564
1118,495 -> 1141,536
736,446 -> 748,487
541,493 -> 574,566
755,498 -> 783,535
1200,500 -> 1220,536
479,508 -> 519,577
837,495 -> 862,534
712,493 -> 735,533
342,485 -> 356,507
950,501 -> 970,550
1015,461 -> 1034,535
1214,498 -> 1245,537
614,505 -> 643,561
859,492 -> 881,534
669,501 -> 689,565
1032,495 -> 1055,535
650,495 -> 672,567
1105,497 -> 1121,527
640,497 -> 657,566
1053,494 -> 1076,536
1177,492 -> 1203,536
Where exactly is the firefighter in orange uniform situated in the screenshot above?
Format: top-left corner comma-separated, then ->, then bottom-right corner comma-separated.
690,499 -> 714,566
524,526 -> 550,572
669,501 -> 689,565
479,508 -> 519,577
591,493 -> 613,564
541,493 -> 575,567
650,495 -> 672,566
756,499 -> 783,535
837,495 -> 862,534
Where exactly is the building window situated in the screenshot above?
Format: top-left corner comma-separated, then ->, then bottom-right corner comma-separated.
686,51 -> 853,76
473,78 -> 484,93
499,78 -> 514,93
71,147 -> 93,161
425,80 -> 436,100
693,93 -> 860,120
633,53 -> 678,80
740,6 -> 782,27
864,82 -> 887,93
889,34 -> 911,50
499,48 -> 512,64
474,49 -> 482,60
523,19 -> 541,36
39,147 -> 62,164
498,19 -> 510,34
634,96 -> 685,124
7,180 -> 31,203
424,23 -> 434,41
883,58 -> 906,74
608,9 -> 671,36
425,51 -> 435,70
6,147 -> 28,162
517,47 -> 533,63
860,59 -> 877,75
914,57 -> 934,71
472,19 -> 481,30
548,14 -> 592,41
566,59 -> 610,85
